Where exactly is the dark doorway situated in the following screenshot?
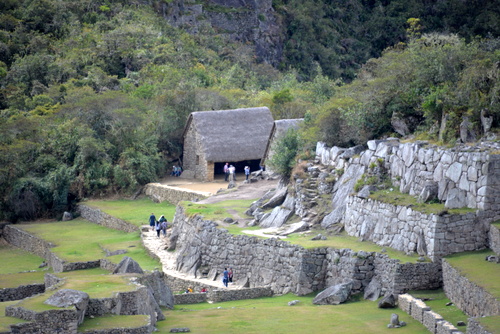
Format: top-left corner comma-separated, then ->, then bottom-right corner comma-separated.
214,159 -> 262,176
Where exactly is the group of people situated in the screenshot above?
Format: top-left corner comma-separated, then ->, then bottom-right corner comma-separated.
170,165 -> 182,177
223,163 -> 251,181
222,267 -> 234,287
184,287 -> 208,293
149,213 -> 170,238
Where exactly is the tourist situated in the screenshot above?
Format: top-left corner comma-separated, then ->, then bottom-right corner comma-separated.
149,213 -> 156,231
201,287 -> 207,293
222,268 -> 229,287
175,165 -> 182,177
159,215 -> 168,237
244,166 -> 250,180
171,165 -> 177,176
223,162 -> 229,181
228,165 -> 236,181
188,287 -> 193,293
228,267 -> 234,283
155,219 -> 162,238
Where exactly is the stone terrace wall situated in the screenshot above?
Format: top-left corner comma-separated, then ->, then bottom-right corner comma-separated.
0,284 -> 45,302
6,307 -> 79,334
344,196 -> 490,260
316,140 -> 500,212
78,204 -> 138,233
143,183 -> 209,205
467,318 -> 496,334
489,223 -> 500,255
171,206 -> 443,296
442,259 -> 500,317
3,224 -> 100,273
173,287 -> 272,304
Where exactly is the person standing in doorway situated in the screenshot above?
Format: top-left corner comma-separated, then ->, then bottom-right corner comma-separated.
223,162 -> 229,181
244,166 -> 250,180
222,268 -> 229,287
229,165 -> 236,181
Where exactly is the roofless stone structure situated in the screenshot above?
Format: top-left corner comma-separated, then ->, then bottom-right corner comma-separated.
182,107 -> 274,181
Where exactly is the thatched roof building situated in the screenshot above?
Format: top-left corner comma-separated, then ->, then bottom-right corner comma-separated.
261,118 -> 304,172
182,107 -> 274,181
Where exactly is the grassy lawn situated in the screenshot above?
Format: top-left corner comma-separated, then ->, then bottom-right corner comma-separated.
0,244 -> 47,274
18,218 -> 160,271
0,301 -> 29,331
370,188 -> 476,215
408,290 -> 468,328
83,197 -> 177,226
183,199 -> 256,221
0,272 -> 47,289
445,249 -> 500,300
79,314 -> 150,332
159,294 -> 429,334
477,316 -> 500,333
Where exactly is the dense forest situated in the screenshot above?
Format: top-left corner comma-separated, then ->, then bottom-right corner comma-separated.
0,0 -> 499,221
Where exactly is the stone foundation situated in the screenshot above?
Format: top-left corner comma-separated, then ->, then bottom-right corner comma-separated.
442,259 -> 500,317
0,283 -> 45,302
143,183 -> 209,205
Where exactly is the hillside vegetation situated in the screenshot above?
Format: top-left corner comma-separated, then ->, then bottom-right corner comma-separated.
0,0 -> 499,221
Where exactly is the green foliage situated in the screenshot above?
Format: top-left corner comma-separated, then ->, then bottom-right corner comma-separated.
268,128 -> 301,178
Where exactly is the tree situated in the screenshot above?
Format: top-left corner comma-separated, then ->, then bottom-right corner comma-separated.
268,128 -> 301,178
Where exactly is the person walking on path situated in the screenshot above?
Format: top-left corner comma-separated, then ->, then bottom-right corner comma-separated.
228,267 -> 234,283
223,163 -> 230,181
159,215 -> 168,237
149,213 -> 156,231
244,166 -> 250,180
222,268 -> 229,287
155,220 -> 162,238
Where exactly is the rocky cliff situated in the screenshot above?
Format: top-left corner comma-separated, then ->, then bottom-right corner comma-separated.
155,0 -> 283,65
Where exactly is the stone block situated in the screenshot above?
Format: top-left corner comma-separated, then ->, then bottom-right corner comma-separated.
436,320 -> 463,334
410,298 -> 431,323
398,294 -> 413,313
423,310 -> 443,334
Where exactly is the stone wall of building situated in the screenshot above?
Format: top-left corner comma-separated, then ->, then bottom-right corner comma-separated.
183,121 -> 212,181
6,307 -> 79,334
170,205 -> 443,296
344,196 -> 490,261
77,204 -> 138,233
442,259 -> 500,317
143,183 -> 209,205
0,283 -> 45,302
489,223 -> 500,255
316,140 -> 500,212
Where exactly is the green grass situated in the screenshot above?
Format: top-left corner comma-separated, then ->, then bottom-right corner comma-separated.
0,301 -> 29,331
18,218 -> 160,271
0,244 -> 47,274
477,316 -> 500,333
370,188 -> 476,215
79,314 -> 150,332
183,199 -> 256,221
83,197 -> 176,227
445,249 -> 500,300
158,294 -> 429,334
0,271 -> 47,289
408,290 -> 468,328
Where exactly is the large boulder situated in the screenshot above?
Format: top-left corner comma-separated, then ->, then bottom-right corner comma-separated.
113,256 -> 144,274
261,187 -> 287,210
313,282 -> 353,305
259,207 -> 293,228
363,278 -> 382,301
418,182 -> 439,203
378,293 -> 396,308
44,289 -> 89,325
278,221 -> 309,236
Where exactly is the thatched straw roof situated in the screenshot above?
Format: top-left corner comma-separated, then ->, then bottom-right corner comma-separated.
262,118 -> 304,165
184,107 -> 274,162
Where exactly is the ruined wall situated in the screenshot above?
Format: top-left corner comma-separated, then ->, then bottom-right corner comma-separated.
344,197 -> 490,261
143,183 -> 209,205
173,287 -> 272,305
0,284 -> 45,302
171,206 -> 443,295
77,204 -> 138,233
6,307 -> 79,334
467,318 -> 496,334
442,259 -> 500,317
